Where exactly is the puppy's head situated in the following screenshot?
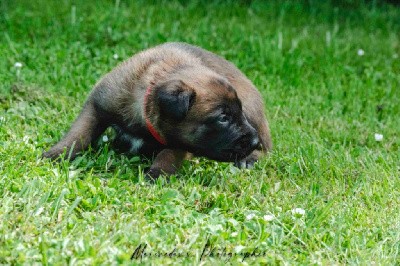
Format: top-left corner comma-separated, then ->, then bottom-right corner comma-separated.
153,70 -> 260,162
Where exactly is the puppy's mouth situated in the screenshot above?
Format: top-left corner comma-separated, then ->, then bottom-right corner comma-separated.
221,148 -> 251,161
177,137 -> 257,162
193,147 -> 252,162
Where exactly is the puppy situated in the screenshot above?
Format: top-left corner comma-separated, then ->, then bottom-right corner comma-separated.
43,42 -> 272,179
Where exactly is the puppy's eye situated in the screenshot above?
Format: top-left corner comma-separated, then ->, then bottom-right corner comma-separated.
218,114 -> 229,125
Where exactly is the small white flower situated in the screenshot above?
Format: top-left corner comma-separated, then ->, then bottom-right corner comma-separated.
228,218 -> 239,227
68,170 -> 79,178
231,232 -> 238,237
263,214 -> 275,221
208,224 -> 223,234
15,243 -> 25,251
102,135 -> 109,142
274,182 -> 281,192
14,62 -> 23,68
113,54 -> 119,59
234,245 -> 245,253
291,208 -> 305,216
75,238 -> 85,252
35,207 -> 44,216
57,210 -> 63,222
357,49 -> 365,56
246,213 -> 256,220
22,135 -> 30,144
374,133 -> 383,142
51,169 -> 60,178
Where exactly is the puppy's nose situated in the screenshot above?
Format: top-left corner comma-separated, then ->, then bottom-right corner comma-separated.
235,134 -> 260,151
250,136 -> 260,150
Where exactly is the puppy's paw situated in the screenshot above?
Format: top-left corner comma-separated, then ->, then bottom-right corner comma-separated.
42,149 -> 63,160
234,157 -> 257,169
234,151 -> 261,169
145,167 -> 162,183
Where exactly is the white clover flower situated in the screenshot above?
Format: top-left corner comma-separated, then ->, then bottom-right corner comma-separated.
102,135 -> 109,142
76,238 -> 85,252
357,49 -> 365,56
274,182 -> 281,192
291,208 -> 305,216
15,243 -> 26,251
68,170 -> 79,178
14,62 -> 23,68
113,54 -> 119,59
208,224 -> 223,234
374,133 -> 383,142
105,246 -> 121,256
22,135 -> 30,144
263,214 -> 275,221
57,210 -> 64,222
35,207 -> 44,216
246,213 -> 256,220
52,169 -> 60,177
234,245 -> 245,253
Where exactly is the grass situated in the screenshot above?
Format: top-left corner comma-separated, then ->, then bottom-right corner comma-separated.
1,0 -> 399,264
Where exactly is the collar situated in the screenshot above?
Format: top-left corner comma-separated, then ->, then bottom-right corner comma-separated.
143,86 -> 167,145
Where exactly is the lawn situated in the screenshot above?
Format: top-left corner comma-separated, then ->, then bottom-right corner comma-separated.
1,0 -> 399,264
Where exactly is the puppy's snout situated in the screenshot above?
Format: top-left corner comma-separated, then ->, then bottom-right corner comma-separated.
235,132 -> 259,151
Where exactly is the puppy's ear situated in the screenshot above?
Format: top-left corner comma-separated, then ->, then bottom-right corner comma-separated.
156,80 -> 196,121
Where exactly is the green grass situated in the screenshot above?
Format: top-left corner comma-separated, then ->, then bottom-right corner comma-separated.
1,0 -> 400,264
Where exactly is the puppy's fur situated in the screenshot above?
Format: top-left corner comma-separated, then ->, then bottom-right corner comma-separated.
43,42 -> 272,179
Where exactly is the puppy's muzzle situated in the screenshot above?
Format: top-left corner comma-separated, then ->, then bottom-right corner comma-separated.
234,130 -> 260,152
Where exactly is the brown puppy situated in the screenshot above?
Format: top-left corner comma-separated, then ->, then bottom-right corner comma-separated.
43,42 -> 272,180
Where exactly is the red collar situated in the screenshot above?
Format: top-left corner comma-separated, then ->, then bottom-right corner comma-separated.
143,86 -> 167,145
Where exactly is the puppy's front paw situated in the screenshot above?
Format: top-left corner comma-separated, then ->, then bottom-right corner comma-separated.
234,157 -> 257,169
145,168 -> 162,183
234,151 -> 261,169
42,149 -> 63,161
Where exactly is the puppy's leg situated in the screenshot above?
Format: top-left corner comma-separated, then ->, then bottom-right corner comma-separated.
43,100 -> 108,160
146,149 -> 190,181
